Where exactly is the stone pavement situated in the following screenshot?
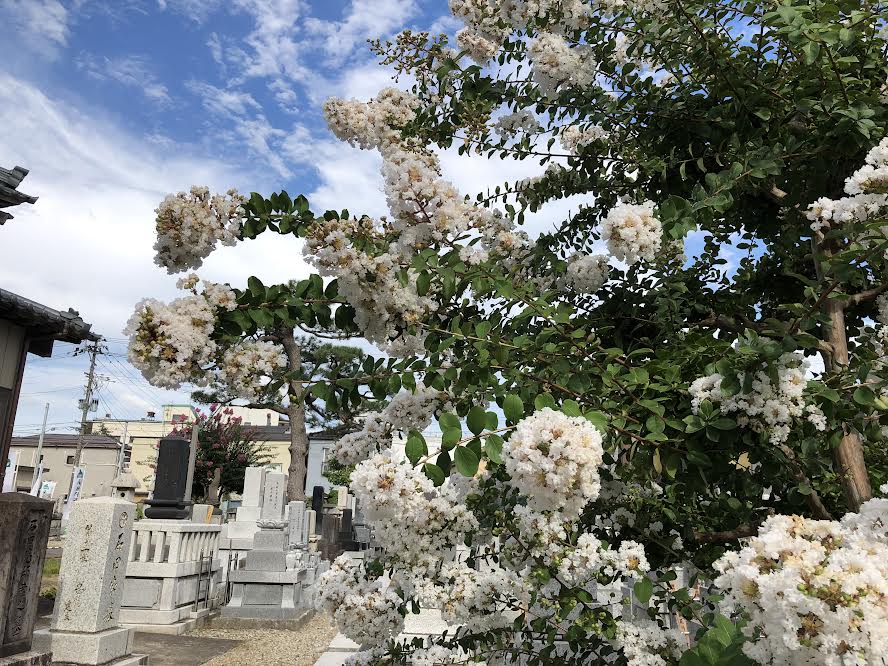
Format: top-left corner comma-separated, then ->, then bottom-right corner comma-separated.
131,634 -> 241,666
313,609 -> 452,666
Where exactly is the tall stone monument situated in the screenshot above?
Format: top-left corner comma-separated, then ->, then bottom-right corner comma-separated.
34,497 -> 147,665
144,437 -> 191,520
0,493 -> 53,666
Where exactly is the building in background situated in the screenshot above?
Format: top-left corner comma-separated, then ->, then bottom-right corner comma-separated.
8,434 -> 130,498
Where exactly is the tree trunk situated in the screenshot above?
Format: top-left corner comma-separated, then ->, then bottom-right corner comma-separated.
281,331 -> 309,501
821,298 -> 873,511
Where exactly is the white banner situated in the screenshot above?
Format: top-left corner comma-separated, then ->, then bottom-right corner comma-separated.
38,480 -> 56,499
2,452 -> 18,492
62,467 -> 85,519
30,463 -> 44,496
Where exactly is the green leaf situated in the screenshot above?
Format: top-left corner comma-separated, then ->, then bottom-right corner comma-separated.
534,393 -> 556,410
416,272 -> 431,297
585,411 -> 608,430
247,276 -> 265,297
405,432 -> 427,465
454,446 -> 480,477
712,417 -> 737,430
441,427 -> 461,451
503,394 -> 524,422
467,405 -> 487,435
485,434 -> 504,464
439,412 -> 461,430
562,399 -> 582,417
423,464 -> 445,486
633,578 -> 653,605
853,386 -> 875,407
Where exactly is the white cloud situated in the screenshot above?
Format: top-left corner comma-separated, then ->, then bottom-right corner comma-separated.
76,53 -> 172,106
0,73 -> 310,429
156,0 -> 222,22
0,0 -> 70,55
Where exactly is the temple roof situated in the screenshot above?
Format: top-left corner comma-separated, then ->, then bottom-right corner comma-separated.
0,166 -> 37,224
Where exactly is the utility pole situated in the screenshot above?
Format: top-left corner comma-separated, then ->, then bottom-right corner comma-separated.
72,340 -> 101,468
35,402 -> 49,467
116,421 -> 128,477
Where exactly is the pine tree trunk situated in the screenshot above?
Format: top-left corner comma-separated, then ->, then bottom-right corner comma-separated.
822,298 -> 872,511
281,331 -> 309,501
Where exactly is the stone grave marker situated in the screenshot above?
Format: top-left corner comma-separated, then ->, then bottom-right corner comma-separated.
260,473 -> 286,521
37,497 -> 146,665
144,436 -> 191,519
287,501 -> 306,549
0,493 -> 53,663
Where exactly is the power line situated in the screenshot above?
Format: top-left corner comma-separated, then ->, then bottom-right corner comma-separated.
96,358 -> 165,408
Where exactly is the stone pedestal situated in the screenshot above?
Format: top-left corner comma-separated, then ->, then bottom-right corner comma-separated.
33,497 -> 146,666
0,493 -> 53,662
222,523 -> 305,620
119,521 -> 221,635
144,438 -> 191,520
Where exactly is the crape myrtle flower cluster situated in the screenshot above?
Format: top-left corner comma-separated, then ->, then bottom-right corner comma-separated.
154,186 -> 244,273
689,351 -> 828,446
217,340 -> 287,402
333,385 -> 449,464
713,491 -> 888,666
806,137 -> 888,234
125,276 -> 237,389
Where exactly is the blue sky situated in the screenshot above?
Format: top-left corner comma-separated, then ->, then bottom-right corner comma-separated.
1,0 -> 468,433
0,0 -> 736,436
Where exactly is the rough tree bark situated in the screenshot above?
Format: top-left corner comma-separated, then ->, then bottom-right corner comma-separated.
281,329 -> 309,501
822,298 -> 873,511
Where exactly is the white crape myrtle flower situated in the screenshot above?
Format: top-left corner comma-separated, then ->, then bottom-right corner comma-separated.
599,200 -> 663,265
383,384 -> 449,432
126,294 -> 217,389
528,33 -> 596,98
349,453 -> 478,564
564,252 -> 609,293
153,186 -> 244,274
411,645 -> 483,666
437,561 -> 527,631
504,408 -> 605,517
614,619 -> 685,666
493,110 -> 541,138
333,414 -> 392,466
342,648 -> 385,666
323,87 -> 420,155
217,340 -> 286,402
456,27 -> 500,64
316,555 -> 405,647
558,533 -> 651,587
806,138 -> 888,232
713,509 -> 888,666
560,124 -> 609,154
689,351 -> 827,446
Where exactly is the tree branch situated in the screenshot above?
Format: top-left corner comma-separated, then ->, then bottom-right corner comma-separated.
778,443 -> 833,520
693,524 -> 758,544
847,284 -> 888,306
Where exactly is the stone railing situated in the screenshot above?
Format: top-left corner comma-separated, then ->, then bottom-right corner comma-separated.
129,521 -> 220,565
120,520 -> 223,634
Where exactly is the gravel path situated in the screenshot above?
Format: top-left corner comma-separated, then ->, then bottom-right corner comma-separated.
192,613 -> 337,666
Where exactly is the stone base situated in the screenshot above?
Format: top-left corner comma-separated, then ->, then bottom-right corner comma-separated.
33,627 -> 133,666
208,610 -> 312,631
219,606 -> 304,620
53,655 -> 148,666
0,651 -> 52,666
119,610 -> 216,636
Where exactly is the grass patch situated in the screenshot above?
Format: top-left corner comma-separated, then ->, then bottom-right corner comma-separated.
43,558 -> 61,575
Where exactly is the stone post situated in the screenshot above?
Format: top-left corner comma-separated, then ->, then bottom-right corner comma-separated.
39,497 -> 146,665
0,493 -> 53,665
286,501 -> 306,550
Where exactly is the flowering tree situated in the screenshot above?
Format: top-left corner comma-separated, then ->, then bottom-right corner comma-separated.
145,405 -> 271,500
129,1 -> 888,664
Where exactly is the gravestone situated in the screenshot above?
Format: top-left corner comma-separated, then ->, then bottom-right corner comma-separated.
287,501 -> 306,550
235,467 -> 265,523
260,473 -> 286,521
311,486 -> 324,533
303,510 -> 315,545
35,497 -> 146,665
338,509 -> 357,551
0,493 -> 53,664
143,437 -> 191,519
334,486 -> 349,509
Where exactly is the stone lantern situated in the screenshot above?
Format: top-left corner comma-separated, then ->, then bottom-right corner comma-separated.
110,471 -> 141,502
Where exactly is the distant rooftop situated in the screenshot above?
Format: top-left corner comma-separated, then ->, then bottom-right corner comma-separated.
11,434 -> 129,450
0,165 -> 37,224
